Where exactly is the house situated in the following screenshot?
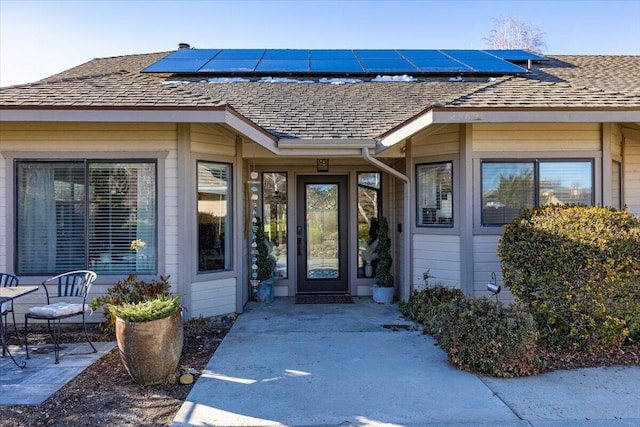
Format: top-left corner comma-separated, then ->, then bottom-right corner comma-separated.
1,46 -> 639,321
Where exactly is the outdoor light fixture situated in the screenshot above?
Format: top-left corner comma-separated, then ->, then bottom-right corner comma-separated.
487,272 -> 501,298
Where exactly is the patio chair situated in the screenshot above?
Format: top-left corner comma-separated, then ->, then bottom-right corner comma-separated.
1,273 -> 21,354
24,270 -> 98,364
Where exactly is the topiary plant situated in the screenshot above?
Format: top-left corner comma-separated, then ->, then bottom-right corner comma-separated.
254,217 -> 276,281
374,216 -> 394,287
498,205 -> 640,349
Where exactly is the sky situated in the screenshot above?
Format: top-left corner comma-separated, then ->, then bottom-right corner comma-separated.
1,0 -> 639,87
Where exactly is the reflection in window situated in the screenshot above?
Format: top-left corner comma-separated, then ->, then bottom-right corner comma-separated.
16,161 -> 157,275
416,162 -> 453,227
198,161 -> 231,272
481,160 -> 593,225
263,172 -> 287,279
357,172 -> 381,278
306,183 -> 339,279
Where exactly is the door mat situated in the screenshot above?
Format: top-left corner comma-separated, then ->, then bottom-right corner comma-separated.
295,294 -> 354,304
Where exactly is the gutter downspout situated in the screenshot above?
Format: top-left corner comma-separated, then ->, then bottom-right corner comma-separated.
362,147 -> 411,301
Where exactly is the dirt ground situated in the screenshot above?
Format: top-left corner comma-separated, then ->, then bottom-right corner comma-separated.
0,315 -> 235,427
1,313 -> 638,427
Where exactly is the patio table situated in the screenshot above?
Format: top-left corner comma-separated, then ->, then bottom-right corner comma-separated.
1,285 -> 38,368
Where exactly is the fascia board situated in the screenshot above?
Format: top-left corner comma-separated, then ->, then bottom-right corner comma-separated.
378,109 -> 434,148
0,108 -> 228,123
277,138 -> 376,149
431,109 -> 640,124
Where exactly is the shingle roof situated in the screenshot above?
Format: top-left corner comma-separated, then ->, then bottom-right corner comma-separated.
1,51 -> 639,139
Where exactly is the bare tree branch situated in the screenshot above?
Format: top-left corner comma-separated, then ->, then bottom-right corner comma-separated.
484,15 -> 547,52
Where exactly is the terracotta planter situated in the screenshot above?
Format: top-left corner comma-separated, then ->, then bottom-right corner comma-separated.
115,311 -> 183,386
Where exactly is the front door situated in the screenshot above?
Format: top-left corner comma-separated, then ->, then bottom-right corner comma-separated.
296,175 -> 348,294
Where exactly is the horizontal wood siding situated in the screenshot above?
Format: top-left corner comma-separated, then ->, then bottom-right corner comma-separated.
191,278 -> 237,318
472,235 -> 515,302
190,123 -> 235,156
412,124 -> 460,157
472,123 -> 602,152
412,234 -> 460,288
625,139 -> 640,215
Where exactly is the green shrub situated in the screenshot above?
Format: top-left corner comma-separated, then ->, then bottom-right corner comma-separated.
108,294 -> 181,323
498,205 -> 640,349
400,285 -> 464,333
90,274 -> 172,333
439,297 -> 539,377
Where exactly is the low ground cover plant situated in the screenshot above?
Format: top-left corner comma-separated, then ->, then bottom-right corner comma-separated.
401,288 -> 538,377
498,205 -> 640,349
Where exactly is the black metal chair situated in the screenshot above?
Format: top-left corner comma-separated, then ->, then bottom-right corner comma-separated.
24,270 -> 98,364
1,273 -> 21,354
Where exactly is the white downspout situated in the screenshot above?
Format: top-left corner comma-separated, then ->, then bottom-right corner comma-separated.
362,147 -> 411,301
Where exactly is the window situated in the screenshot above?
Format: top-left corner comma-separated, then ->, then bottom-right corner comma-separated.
481,160 -> 593,225
263,172 -> 287,279
197,161 -> 232,272
416,162 -> 453,227
16,161 -> 157,275
357,172 -> 381,278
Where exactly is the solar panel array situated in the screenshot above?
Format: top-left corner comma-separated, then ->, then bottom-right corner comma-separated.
142,49 -> 547,75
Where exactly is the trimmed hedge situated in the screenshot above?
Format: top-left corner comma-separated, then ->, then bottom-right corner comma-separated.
401,288 -> 539,377
108,294 -> 181,323
498,205 -> 640,349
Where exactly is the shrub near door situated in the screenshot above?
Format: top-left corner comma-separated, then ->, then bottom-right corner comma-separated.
109,295 -> 183,386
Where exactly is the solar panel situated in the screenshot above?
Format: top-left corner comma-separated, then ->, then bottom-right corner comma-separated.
255,59 -> 309,72
360,59 -> 417,73
262,50 -> 308,60
484,49 -> 548,61
310,50 -> 357,60
142,48 -> 542,75
354,50 -> 402,60
310,59 -> 363,73
200,59 -> 260,72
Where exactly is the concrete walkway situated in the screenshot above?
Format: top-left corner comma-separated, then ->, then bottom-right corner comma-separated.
172,297 -> 640,427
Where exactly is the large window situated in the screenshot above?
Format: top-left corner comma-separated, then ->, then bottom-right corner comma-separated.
263,172 -> 287,279
197,161 -> 232,272
16,161 -> 157,275
416,162 -> 453,227
357,172 -> 381,278
481,160 -> 593,225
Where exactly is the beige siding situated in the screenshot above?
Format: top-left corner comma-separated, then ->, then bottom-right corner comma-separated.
412,124 -> 460,157
472,123 -> 602,152
191,123 -> 236,156
0,154 -> 6,272
0,122 -> 177,151
412,234 -> 460,288
625,138 -> 640,215
472,235 -> 515,302
191,278 -> 236,318
611,124 -> 623,157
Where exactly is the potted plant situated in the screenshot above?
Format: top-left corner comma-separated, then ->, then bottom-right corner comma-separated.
360,239 -> 379,277
254,217 -> 277,303
107,289 -> 183,387
372,216 -> 395,304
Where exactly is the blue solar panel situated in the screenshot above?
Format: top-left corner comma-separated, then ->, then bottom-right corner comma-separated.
200,59 -> 260,72
442,50 -> 494,60
399,50 -> 450,60
310,59 -> 363,73
162,49 -> 221,60
215,49 -> 265,60
255,59 -> 309,72
142,48 -> 540,75
360,59 -> 417,73
463,60 -> 526,73
262,50 -> 308,60
310,50 -> 357,60
484,50 -> 548,61
355,50 -> 402,59
412,59 -> 472,72
142,58 -> 211,73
